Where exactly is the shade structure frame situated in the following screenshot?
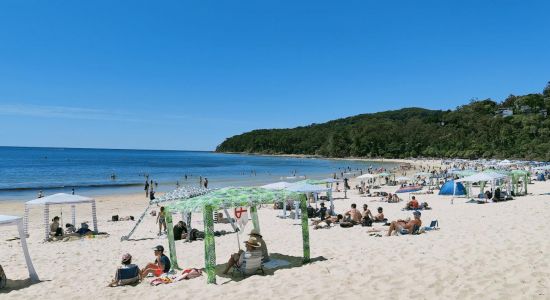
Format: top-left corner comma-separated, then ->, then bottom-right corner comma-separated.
24,193 -> 99,241
0,215 -> 40,282
164,187 -> 310,284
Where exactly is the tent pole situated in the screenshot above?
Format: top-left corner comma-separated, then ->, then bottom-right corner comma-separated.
186,212 -> 192,242
24,204 -> 30,237
44,203 -> 50,241
328,189 -> 334,216
17,219 -> 39,282
223,207 -> 238,232
203,205 -> 216,284
121,205 -> 150,241
91,200 -> 98,233
250,205 -> 260,234
165,207 -> 180,270
299,194 -> 310,264
71,205 -> 76,226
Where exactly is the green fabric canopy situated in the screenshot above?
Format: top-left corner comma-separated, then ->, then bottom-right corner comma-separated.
166,187 -> 303,213
164,186 -> 310,284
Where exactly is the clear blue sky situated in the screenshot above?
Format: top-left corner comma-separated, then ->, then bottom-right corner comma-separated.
1,1 -> 549,151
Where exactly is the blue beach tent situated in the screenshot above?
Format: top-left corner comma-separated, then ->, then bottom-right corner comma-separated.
439,180 -> 466,196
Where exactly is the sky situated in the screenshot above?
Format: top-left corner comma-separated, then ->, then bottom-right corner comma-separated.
0,0 -> 549,151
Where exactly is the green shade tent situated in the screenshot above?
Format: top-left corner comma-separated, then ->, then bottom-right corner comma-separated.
510,170 -> 529,195
165,187 -> 309,284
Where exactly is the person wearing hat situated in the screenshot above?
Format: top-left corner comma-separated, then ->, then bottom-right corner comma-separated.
222,236 -> 263,274
141,245 -> 171,277
108,253 -> 141,287
387,210 -> 422,236
249,229 -> 269,262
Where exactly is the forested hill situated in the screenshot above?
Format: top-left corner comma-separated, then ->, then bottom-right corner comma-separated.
216,83 -> 550,161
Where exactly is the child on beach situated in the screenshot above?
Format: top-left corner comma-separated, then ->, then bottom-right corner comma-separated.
157,207 -> 167,235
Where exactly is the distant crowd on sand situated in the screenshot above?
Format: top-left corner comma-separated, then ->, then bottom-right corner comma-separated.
307,196 -> 424,236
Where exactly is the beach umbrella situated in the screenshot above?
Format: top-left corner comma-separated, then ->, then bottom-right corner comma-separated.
261,181 -> 293,190
396,176 -> 411,182
414,172 -> 430,177
357,173 -> 376,179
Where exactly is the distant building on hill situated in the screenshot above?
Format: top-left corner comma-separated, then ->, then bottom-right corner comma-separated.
496,108 -> 513,117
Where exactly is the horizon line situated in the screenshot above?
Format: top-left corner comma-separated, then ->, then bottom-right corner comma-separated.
0,145 -> 214,153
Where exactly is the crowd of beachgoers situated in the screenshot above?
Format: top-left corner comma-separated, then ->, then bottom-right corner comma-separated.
1,157 -> 549,299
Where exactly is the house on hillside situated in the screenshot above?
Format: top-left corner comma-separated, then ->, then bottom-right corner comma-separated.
496,108 -> 513,117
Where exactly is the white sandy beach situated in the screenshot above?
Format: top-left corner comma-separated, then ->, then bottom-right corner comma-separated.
1,161 -> 550,300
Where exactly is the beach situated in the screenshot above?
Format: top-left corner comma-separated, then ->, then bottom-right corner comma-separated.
1,159 -> 549,300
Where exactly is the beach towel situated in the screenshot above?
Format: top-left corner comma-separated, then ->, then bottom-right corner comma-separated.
150,276 -> 172,286
263,259 -> 290,269
173,268 -> 202,281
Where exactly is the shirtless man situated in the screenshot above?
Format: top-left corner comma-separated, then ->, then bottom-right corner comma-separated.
374,207 -> 385,221
387,210 -> 422,236
344,203 -> 362,224
362,204 -> 374,221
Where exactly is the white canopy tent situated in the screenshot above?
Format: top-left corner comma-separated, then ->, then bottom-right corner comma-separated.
456,172 -> 509,198
24,193 -> 98,241
0,215 -> 39,282
287,182 -> 331,219
262,182 -> 294,219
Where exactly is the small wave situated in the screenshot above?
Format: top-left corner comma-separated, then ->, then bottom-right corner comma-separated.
0,182 -> 143,192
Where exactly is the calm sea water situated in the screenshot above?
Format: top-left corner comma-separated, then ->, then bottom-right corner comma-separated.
0,147 -> 396,200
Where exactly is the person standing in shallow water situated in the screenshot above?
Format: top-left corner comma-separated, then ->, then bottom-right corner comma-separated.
204,178 -> 208,189
144,180 -> 149,198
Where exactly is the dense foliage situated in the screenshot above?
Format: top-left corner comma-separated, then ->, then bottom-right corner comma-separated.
216,83 -> 550,161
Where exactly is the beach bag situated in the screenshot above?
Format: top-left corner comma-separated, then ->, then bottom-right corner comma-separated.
112,215 -> 119,222
0,265 -> 6,289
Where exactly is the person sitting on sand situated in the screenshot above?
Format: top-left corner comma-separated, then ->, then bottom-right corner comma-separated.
374,207 -> 385,222
141,245 -> 171,277
50,216 -> 63,237
344,203 -> 362,224
406,196 -> 419,209
362,204 -> 373,221
109,253 -> 141,287
249,229 -> 269,262
387,211 -> 422,236
173,221 -> 188,241
222,237 -> 263,274
318,202 -> 328,220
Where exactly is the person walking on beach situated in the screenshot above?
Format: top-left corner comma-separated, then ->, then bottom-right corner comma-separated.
204,178 -> 208,189
38,190 -> 44,198
144,180 -> 149,198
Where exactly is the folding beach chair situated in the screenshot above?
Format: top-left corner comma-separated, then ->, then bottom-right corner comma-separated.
115,265 -> 140,286
232,254 -> 265,277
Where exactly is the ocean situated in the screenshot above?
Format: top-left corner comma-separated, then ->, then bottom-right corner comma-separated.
0,147 -> 396,200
